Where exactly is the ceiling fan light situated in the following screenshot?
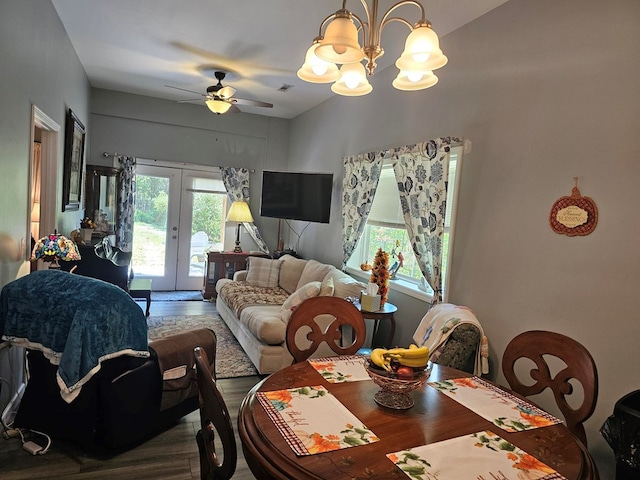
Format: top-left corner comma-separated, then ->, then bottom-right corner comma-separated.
392,70 -> 438,91
396,25 -> 448,72
316,14 -> 364,65
331,63 -> 372,96
205,99 -> 232,114
297,43 -> 340,83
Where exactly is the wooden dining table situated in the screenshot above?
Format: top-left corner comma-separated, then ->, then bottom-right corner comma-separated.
238,358 -> 597,480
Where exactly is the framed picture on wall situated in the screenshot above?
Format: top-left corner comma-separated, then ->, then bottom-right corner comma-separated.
62,108 -> 85,211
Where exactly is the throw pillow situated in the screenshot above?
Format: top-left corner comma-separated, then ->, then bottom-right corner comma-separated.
296,260 -> 336,290
319,276 -> 334,296
278,255 -> 308,294
323,269 -> 367,299
246,257 -> 281,288
281,281 -> 322,323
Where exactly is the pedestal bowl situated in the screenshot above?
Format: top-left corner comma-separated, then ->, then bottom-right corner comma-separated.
366,362 -> 432,410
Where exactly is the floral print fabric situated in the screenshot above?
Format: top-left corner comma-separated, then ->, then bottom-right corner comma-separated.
388,430 -> 567,480
392,137 -> 461,303
116,155 -> 136,251
221,167 -> 269,254
257,385 -> 379,456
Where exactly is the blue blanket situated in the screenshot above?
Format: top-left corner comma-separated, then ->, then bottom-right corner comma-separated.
0,270 -> 149,402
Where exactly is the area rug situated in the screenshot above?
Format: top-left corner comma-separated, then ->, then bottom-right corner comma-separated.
151,290 -> 204,301
147,313 -> 258,379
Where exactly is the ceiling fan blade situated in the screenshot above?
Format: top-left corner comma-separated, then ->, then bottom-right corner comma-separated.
177,98 -> 204,103
217,86 -> 236,99
232,98 -> 273,108
228,104 -> 241,114
165,85 -> 205,96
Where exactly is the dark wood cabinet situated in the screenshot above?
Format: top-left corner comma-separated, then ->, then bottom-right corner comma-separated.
202,252 -> 269,299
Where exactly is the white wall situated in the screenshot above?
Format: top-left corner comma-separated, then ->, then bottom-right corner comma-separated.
0,0 -> 90,415
286,0 -> 640,475
89,89 -> 291,250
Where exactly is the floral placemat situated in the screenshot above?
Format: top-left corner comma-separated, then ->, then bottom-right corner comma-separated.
388,430 -> 567,480
428,377 -> 561,432
308,355 -> 370,383
257,385 -> 379,456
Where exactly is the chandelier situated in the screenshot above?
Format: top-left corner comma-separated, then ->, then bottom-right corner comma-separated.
297,0 -> 447,96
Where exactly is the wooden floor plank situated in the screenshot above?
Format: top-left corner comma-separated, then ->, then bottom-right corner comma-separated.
0,299 -> 261,479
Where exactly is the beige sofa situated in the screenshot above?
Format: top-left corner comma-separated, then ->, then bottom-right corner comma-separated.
215,255 -> 366,374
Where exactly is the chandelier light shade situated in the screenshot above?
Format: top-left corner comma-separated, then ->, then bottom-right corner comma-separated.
315,11 -> 365,65
395,24 -> 448,72
226,200 -> 254,253
392,69 -> 438,91
297,41 -> 341,83
299,0 -> 447,96
331,62 -> 373,96
205,99 -> 232,115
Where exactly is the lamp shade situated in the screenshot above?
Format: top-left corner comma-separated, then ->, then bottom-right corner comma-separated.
392,70 -> 438,91
226,200 -> 254,223
297,42 -> 341,83
395,25 -> 448,72
331,62 -> 372,96
316,14 -> 364,65
205,99 -> 232,115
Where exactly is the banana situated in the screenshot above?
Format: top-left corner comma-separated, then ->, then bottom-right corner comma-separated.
370,348 -> 390,370
399,345 -> 429,359
397,356 -> 429,368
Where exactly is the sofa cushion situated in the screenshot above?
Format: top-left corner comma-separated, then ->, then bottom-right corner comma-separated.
278,255 -> 308,294
323,269 -> 367,299
296,260 -> 336,290
239,306 -> 286,345
219,281 -> 289,318
281,281 -> 322,323
319,276 -> 334,296
246,257 -> 281,288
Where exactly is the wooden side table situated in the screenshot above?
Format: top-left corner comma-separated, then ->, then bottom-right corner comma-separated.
355,301 -> 398,348
202,251 -> 269,299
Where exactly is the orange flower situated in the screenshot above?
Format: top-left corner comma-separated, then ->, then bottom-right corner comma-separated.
312,361 -> 335,371
513,452 -> 555,474
453,377 -> 478,389
519,411 -> 554,428
387,453 -> 399,463
264,390 -> 292,404
307,432 -> 341,454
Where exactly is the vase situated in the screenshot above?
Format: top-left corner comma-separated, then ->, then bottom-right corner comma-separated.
80,228 -> 94,243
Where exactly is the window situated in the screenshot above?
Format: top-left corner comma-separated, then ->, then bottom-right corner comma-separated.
346,146 -> 463,301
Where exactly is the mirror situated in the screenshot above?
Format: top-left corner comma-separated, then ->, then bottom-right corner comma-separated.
84,166 -> 120,236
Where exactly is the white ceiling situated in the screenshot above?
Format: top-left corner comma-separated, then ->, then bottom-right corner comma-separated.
51,0 -> 509,119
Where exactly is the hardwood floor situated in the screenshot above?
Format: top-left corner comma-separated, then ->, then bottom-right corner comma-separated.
0,298 -> 263,479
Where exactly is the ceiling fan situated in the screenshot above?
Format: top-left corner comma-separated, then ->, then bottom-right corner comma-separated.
166,71 -> 273,114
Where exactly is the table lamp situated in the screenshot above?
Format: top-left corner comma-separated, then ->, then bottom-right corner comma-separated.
226,200 -> 254,253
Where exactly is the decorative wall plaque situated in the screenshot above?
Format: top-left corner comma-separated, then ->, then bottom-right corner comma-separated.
549,178 -> 598,236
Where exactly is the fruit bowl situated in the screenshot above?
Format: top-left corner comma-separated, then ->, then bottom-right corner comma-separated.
366,362 -> 432,410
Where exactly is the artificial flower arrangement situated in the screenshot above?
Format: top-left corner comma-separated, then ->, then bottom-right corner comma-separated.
80,217 -> 96,229
31,233 -> 81,263
369,247 -> 390,306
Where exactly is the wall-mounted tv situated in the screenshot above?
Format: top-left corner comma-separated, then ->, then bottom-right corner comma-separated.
260,171 -> 333,224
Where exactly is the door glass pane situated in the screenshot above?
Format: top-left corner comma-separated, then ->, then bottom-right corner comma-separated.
132,174 -> 170,276
189,190 -> 226,276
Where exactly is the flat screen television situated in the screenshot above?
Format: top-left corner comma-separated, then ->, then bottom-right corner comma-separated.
260,171 -> 333,224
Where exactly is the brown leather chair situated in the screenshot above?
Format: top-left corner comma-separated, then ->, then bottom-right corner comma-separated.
286,296 -> 366,363
194,346 -> 237,480
502,330 -> 598,447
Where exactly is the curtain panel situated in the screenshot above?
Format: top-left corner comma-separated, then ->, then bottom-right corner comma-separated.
220,167 -> 269,254
392,137 -> 461,303
116,155 -> 136,251
341,151 -> 384,268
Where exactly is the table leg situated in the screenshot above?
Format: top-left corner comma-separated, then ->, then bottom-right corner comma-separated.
388,314 -> 396,347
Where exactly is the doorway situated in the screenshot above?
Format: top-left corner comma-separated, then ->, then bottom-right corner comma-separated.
131,164 -> 227,291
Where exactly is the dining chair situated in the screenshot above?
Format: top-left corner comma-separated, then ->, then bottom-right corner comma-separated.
501,330 -> 598,447
286,296 -> 367,363
193,346 -> 237,480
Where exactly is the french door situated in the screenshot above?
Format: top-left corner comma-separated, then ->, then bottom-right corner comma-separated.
132,164 -> 226,291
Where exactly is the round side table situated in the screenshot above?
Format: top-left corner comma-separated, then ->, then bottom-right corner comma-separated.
355,302 -> 397,348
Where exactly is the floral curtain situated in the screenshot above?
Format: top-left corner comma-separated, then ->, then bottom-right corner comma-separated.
392,137 -> 461,304
341,151 -> 384,268
116,155 -> 136,251
220,167 -> 269,254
